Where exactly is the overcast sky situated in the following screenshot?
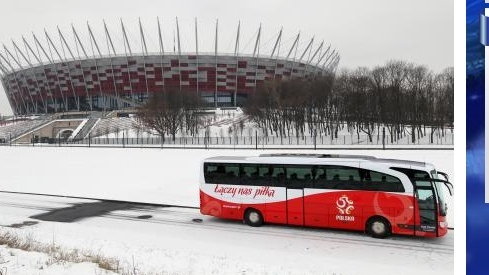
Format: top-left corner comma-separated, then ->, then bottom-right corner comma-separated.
0,0 -> 453,115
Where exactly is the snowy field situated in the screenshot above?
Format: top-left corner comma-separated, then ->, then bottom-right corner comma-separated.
0,147 -> 454,274
0,147 -> 454,226
0,192 -> 453,275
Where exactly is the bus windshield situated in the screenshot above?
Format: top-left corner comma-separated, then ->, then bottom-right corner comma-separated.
434,181 -> 447,216
391,167 -> 449,216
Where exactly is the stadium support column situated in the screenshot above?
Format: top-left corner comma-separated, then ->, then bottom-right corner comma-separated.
157,17 -> 165,94
270,27 -> 282,81
286,32 -> 300,60
3,53 -> 29,114
103,21 -> 122,110
214,19 -> 218,107
315,45 -> 330,76
25,36 -> 56,113
234,21 -> 240,107
139,18 -> 150,100
305,40 -> 323,77
33,33 -> 62,112
308,41 -> 323,65
298,37 -> 314,77
324,54 -> 339,74
1,74 -> 17,115
287,32 -> 300,78
333,57 -> 340,73
2,78 -> 19,115
12,40 -> 47,113
11,41 -> 47,113
252,24 -> 262,95
195,18 -> 199,97
321,51 -> 337,72
175,17 -> 182,93
270,28 -> 282,58
0,46 -> 34,113
121,19 -> 135,103
321,50 -> 335,71
6,44 -> 39,114
56,28 -> 81,111
71,25 -> 93,111
0,60 -> 6,78
0,59 -> 21,115
87,22 -> 106,112
328,55 -> 340,73
45,30 -> 74,112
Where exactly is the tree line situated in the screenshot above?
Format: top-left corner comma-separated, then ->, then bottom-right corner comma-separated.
137,60 -> 454,144
246,60 -> 453,143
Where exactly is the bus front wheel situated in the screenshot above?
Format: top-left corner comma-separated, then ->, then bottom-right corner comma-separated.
367,217 -> 391,238
244,209 -> 263,227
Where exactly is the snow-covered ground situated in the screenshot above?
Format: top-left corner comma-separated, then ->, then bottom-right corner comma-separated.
0,245 -> 115,275
0,147 -> 454,227
0,192 -> 453,275
0,109 -> 453,147
88,112 -> 453,147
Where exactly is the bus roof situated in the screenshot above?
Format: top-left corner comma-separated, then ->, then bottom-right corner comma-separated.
204,154 -> 434,170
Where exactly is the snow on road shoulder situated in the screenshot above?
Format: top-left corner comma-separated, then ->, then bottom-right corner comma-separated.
0,245 -> 115,275
0,194 -> 453,275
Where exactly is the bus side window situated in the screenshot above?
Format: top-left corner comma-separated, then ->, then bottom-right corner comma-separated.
365,171 -> 405,192
285,166 -> 312,188
205,163 -> 230,185
222,164 -> 240,185
204,163 -> 219,184
241,165 -> 258,186
270,165 -> 286,187
326,167 -> 362,190
390,167 -> 430,181
255,166 -> 270,186
313,166 -> 328,189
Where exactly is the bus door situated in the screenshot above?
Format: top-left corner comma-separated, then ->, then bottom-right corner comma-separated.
285,166 -> 310,226
286,188 -> 304,226
414,181 -> 438,236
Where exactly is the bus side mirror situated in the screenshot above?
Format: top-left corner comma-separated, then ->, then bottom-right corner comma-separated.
443,181 -> 454,196
438,171 -> 450,182
429,178 -> 453,196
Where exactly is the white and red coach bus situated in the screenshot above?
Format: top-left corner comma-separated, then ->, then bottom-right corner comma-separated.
199,154 -> 453,238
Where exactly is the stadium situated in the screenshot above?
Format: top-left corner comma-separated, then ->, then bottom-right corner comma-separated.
0,20 -> 453,148
0,19 -> 339,115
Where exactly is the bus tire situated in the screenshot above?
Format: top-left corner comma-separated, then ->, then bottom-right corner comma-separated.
366,217 -> 391,239
244,208 -> 263,227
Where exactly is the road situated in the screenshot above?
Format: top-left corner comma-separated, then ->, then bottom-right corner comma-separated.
0,192 -> 453,275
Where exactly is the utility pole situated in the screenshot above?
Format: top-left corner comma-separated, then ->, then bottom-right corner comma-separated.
382,126 -> 386,150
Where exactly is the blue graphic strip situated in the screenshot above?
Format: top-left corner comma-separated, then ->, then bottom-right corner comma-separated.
468,0 -> 487,274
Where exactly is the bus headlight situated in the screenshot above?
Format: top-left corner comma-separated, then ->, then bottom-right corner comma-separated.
439,221 -> 448,228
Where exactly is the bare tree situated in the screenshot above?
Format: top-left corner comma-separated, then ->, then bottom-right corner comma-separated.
244,60 -> 453,144
137,88 -> 204,141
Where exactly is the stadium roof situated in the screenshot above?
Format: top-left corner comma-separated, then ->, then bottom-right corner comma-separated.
0,18 -> 339,75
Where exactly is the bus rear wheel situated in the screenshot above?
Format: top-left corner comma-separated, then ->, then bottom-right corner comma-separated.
244,209 -> 263,227
367,217 -> 391,239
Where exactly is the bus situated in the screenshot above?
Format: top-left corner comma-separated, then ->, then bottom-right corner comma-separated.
199,154 -> 453,238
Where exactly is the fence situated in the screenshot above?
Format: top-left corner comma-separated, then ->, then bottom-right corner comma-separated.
1,132 -> 454,149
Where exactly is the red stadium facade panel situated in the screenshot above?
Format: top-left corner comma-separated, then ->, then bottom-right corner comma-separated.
1,54 -> 326,115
